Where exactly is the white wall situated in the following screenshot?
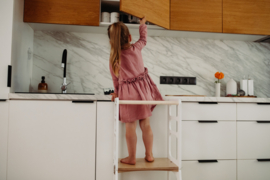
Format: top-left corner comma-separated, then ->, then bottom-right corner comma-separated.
10,0 -> 34,93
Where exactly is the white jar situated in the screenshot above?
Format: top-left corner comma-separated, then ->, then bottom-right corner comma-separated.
226,79 -> 237,95
101,12 -> 110,23
110,12 -> 120,23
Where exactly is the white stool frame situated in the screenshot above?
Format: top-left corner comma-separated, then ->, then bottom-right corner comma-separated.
113,98 -> 182,180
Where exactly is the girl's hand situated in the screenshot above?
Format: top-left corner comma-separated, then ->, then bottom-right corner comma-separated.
110,93 -> 118,102
140,16 -> 146,25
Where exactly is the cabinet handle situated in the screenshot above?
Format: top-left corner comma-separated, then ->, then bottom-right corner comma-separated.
257,121 -> 270,123
72,101 -> 94,103
198,102 -> 218,104
7,65 -> 12,87
257,159 -> 270,162
257,103 -> 270,105
198,160 -> 218,163
0,99 -> 7,102
198,121 -> 218,123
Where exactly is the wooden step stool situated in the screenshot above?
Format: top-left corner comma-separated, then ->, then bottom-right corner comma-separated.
113,98 -> 182,180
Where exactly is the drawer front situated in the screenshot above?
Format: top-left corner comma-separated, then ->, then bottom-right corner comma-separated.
183,121 -> 236,160
182,160 -> 236,180
238,160 -> 270,180
182,102 -> 236,120
237,103 -> 270,121
237,122 -> 270,159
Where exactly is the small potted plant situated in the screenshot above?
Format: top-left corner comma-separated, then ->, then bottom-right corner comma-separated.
215,72 -> 224,97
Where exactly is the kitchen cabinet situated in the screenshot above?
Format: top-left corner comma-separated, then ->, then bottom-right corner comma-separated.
170,0 -> 222,32
237,121 -> 270,159
237,160 -> 270,180
0,1 -> 13,179
0,100 -> 9,180
24,0 -> 100,26
120,0 -> 170,29
237,103 -> 270,121
223,0 -> 270,35
182,121 -> 236,160
7,100 -> 96,180
0,0 -> 13,99
96,101 -> 114,180
182,102 -> 236,120
182,160 -> 236,180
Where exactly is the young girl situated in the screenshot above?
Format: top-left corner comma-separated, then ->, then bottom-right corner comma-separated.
108,17 -> 163,165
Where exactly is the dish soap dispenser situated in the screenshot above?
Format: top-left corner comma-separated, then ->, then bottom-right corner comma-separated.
38,76 -> 48,93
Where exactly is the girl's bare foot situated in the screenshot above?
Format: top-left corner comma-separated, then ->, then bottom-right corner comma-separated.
120,157 -> 136,165
145,153 -> 154,162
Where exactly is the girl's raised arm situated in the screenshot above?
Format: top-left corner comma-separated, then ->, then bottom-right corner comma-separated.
134,17 -> 147,50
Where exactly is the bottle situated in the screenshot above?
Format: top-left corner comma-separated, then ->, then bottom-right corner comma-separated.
38,76 -> 48,93
247,75 -> 254,96
240,75 -> 248,96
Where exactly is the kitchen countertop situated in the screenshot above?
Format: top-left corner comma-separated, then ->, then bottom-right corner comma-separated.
8,93 -> 270,103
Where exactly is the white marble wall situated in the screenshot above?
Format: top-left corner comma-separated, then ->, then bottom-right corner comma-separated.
32,30 -> 270,97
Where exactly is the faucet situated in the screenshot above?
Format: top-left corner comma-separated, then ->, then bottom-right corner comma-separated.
61,49 -> 69,93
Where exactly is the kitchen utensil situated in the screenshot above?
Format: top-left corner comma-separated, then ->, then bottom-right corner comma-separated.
101,12 -> 110,22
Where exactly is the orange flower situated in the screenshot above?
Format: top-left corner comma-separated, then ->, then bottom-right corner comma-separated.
215,72 -> 224,80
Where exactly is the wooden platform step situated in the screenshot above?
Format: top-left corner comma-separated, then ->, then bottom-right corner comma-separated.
118,158 -> 179,173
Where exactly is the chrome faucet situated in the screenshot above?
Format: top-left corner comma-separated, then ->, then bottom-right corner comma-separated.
61,49 -> 69,93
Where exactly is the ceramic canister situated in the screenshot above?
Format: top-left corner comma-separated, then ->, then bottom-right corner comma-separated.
101,12 -> 110,22
110,12 -> 120,23
226,79 -> 237,95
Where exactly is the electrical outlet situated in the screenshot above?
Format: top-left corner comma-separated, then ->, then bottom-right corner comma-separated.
160,76 -> 196,85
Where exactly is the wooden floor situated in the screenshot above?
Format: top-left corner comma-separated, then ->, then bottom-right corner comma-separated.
118,158 -> 179,173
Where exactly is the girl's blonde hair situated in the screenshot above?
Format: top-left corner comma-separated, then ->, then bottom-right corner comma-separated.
107,22 -> 130,77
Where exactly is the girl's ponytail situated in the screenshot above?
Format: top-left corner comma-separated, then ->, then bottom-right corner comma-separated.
108,22 -> 130,77
108,23 -> 122,77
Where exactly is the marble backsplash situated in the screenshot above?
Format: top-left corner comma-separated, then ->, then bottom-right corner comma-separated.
31,30 -> 270,97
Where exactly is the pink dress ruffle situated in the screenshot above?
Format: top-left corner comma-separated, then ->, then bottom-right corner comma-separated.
109,24 -> 164,123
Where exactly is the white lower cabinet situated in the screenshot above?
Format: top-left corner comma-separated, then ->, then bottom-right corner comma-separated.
182,102 -> 236,120
0,100 -> 9,180
182,121 -> 236,160
96,101 -> 114,180
182,160 -> 236,180
237,103 -> 270,121
8,100 -> 96,180
237,160 -> 270,180
237,121 -> 270,159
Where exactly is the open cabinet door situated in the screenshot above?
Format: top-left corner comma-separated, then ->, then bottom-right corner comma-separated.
120,0 -> 170,29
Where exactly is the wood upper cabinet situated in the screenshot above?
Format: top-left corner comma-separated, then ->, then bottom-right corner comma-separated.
24,0 -> 100,26
223,0 -> 270,35
120,0 -> 170,29
170,0 -> 222,32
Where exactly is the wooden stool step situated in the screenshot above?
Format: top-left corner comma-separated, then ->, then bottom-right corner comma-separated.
118,158 -> 179,173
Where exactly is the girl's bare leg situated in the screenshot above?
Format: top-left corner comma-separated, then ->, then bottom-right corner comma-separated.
139,117 -> 154,162
120,121 -> 137,165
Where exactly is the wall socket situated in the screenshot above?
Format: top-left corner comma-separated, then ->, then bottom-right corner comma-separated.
160,76 -> 196,85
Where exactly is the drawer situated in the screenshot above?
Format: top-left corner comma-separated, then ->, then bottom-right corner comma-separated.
237,160 -> 270,180
237,103 -> 270,121
182,121 -> 236,160
182,160 -> 236,180
182,102 -> 236,120
237,122 -> 270,159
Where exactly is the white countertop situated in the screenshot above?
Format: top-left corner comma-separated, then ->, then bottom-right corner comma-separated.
8,93 -> 270,103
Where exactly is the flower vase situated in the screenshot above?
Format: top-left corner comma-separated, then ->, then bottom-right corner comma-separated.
215,83 -> 220,97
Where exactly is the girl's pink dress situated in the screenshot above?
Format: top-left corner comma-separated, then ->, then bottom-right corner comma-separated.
109,24 -> 164,123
